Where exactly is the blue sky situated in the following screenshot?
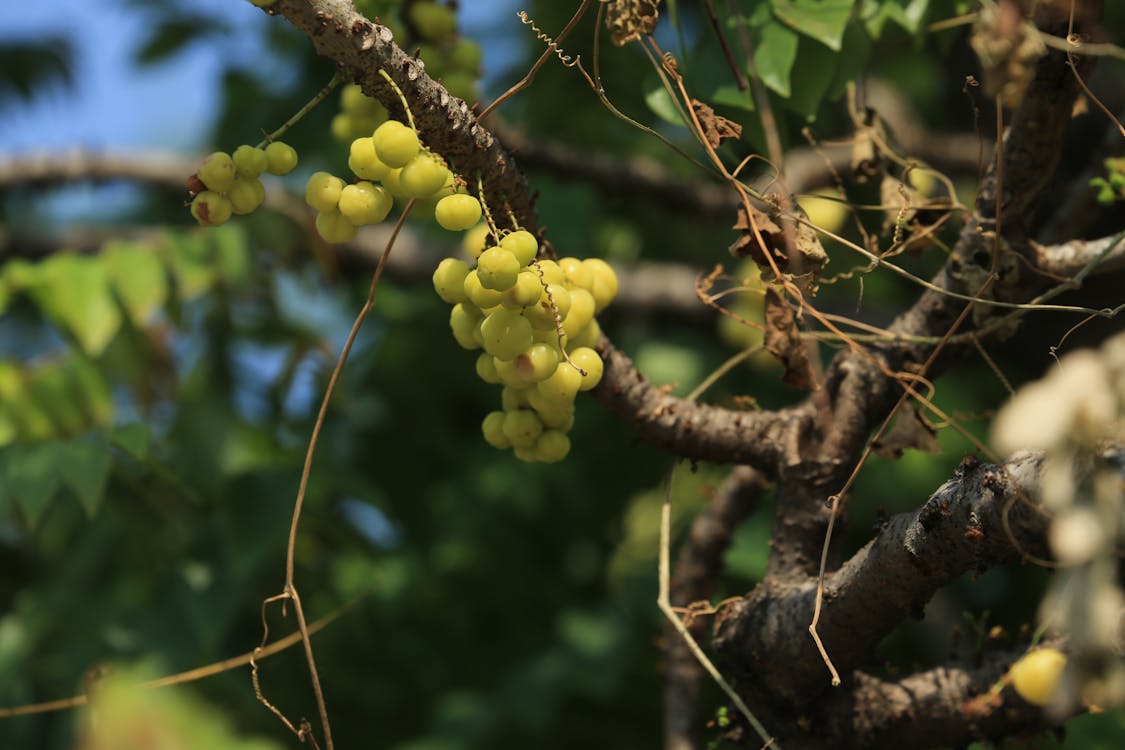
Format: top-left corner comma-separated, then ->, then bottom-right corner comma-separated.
0,0 -> 520,155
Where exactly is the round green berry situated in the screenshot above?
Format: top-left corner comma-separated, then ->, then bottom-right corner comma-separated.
432,257 -> 470,304
338,181 -> 393,225
409,2 -> 457,42
227,176 -> 266,215
305,171 -> 345,213
372,120 -> 420,168
348,137 -> 391,181
584,258 -> 619,311
476,247 -> 520,291
480,309 -> 533,361
481,411 -> 510,449
434,194 -> 482,231
449,303 -> 483,350
537,362 -> 582,402
515,343 -> 559,383
568,347 -> 604,390
500,230 -> 538,267
533,430 -> 570,463
198,151 -> 236,192
463,269 -> 504,308
475,353 -> 500,384
232,144 -> 268,178
264,141 -> 298,175
502,269 -> 543,308
561,288 -> 595,337
398,152 -> 450,198
502,409 -> 543,448
315,210 -> 357,243
190,191 -> 233,226
449,38 -> 482,75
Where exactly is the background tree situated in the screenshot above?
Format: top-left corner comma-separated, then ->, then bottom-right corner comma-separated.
1,1 -> 1124,749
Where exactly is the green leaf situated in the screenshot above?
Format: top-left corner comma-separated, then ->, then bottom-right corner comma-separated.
861,0 -> 930,38
710,84 -> 755,112
754,21 -> 800,98
644,81 -> 687,127
133,16 -> 221,66
33,254 -> 123,356
0,37 -> 73,105
103,240 -> 169,326
208,224 -> 252,285
111,423 -> 151,459
61,433 -> 113,517
2,441 -> 65,527
784,36 -> 838,119
166,232 -> 216,300
770,0 -> 856,51
826,21 -> 872,101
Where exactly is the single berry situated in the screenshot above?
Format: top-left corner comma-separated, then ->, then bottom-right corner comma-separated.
190,191 -> 233,226
500,230 -> 538,267
398,152 -> 450,198
315,210 -> 357,243
434,194 -> 482,231
480,309 -> 533,360
305,171 -> 345,213
338,181 -> 393,225
568,347 -> 604,390
1009,648 -> 1067,706
198,151 -> 236,192
408,2 -> 458,42
481,411 -> 510,449
432,257 -> 470,304
232,144 -> 268,178
228,177 -> 266,215
477,247 -> 520,291
372,120 -> 420,168
264,141 -> 298,175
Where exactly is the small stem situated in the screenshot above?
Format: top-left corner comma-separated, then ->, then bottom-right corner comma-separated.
258,73 -> 342,148
379,68 -> 415,131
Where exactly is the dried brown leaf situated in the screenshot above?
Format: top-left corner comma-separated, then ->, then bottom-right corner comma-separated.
604,0 -> 661,46
871,402 -> 940,459
730,200 -> 827,293
763,287 -> 816,390
692,99 -> 742,148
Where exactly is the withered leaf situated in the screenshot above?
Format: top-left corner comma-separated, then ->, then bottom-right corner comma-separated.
763,287 -> 816,390
871,402 -> 939,459
729,199 -> 827,293
692,99 -> 742,148
604,0 -> 661,46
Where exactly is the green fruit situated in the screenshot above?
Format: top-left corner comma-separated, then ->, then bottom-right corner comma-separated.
537,362 -> 582,402
476,247 -> 520,291
500,230 -> 538,267
532,430 -> 570,463
450,303 -> 483,350
1009,648 -> 1066,706
533,259 -> 566,286
372,120 -> 420,168
461,223 -> 490,258
500,386 -> 530,410
315,210 -> 358,243
501,269 -> 542,308
514,343 -> 559,383
449,38 -> 482,75
349,136 -> 391,181
561,288 -> 595,337
264,141 -> 298,175
305,171 -> 345,213
524,284 -> 571,330
475,353 -> 500,384
434,194 -> 482,231
232,144 -> 268,178
190,191 -> 233,226
463,269 -> 504,308
480,309 -> 533,360
432,257 -> 470,304
409,2 -> 457,42
481,411 -> 510,449
227,177 -> 265,215
338,181 -> 393,225
568,346 -> 603,390
398,152 -> 450,198
583,258 -> 619,312
197,151 -> 236,192
502,409 -> 543,448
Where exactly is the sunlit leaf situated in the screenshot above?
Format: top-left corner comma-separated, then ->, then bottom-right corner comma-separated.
862,0 -> 931,37
754,21 -> 800,98
103,240 -> 169,326
644,81 -> 686,126
770,0 -> 856,51
166,232 -> 216,300
209,224 -> 252,285
33,254 -> 122,356
2,440 -> 65,527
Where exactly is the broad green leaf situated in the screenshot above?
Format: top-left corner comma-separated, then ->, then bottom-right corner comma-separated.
770,0 -> 856,51
0,404 -> 16,447
209,224 -> 252,285
67,356 -> 113,427
28,364 -> 86,436
754,21 -> 800,98
166,231 -> 215,300
0,280 -> 9,315
861,0 -> 930,38
111,422 -> 151,459
826,21 -> 872,101
61,432 -> 112,517
710,83 -> 755,112
784,36 -> 837,119
33,254 -> 122,356
3,441 -> 65,527
2,258 -> 43,292
103,241 -> 169,326
644,81 -> 686,126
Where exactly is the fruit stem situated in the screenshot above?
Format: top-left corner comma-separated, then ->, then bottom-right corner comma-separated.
257,72 -> 343,149
378,68 -> 415,131
476,174 -> 500,240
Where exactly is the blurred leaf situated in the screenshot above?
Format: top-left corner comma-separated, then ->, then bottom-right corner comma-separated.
166,231 -> 216,300
32,254 -> 123,356
644,81 -> 686,126
710,83 -> 755,112
862,0 -> 931,37
103,240 -> 170,326
0,37 -> 73,105
770,0 -> 856,51
133,15 -> 226,66
754,21 -> 800,98
2,440 -> 65,527
783,36 -> 837,119
61,432 -> 113,517
111,422 -> 151,459
208,224 -> 252,285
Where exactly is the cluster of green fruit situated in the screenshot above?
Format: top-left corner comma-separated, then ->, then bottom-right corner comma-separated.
333,0 -> 481,142
431,230 -> 618,463
188,142 -> 298,227
307,118 -> 482,242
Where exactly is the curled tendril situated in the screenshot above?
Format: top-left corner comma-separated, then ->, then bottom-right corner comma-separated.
518,11 -> 583,68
